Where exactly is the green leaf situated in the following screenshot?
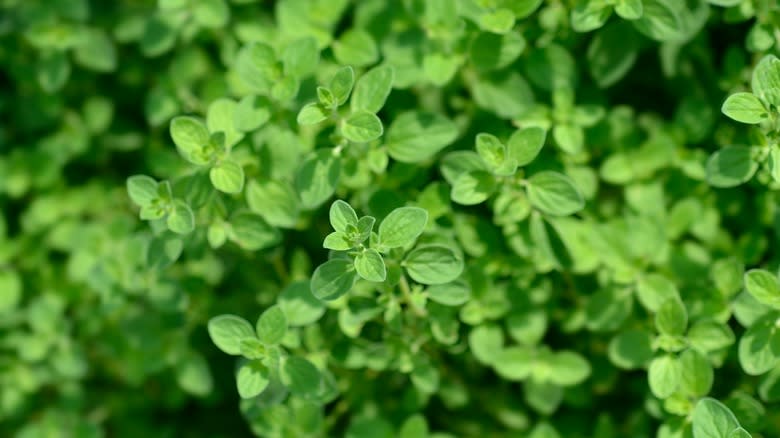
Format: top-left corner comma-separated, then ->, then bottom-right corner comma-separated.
450,170 -> 497,205
0,270 -> 22,314
354,248 -> 386,282
245,179 -> 300,228
679,349 -> 714,397
687,321 -> 736,353
469,31 -> 526,72
648,355 -> 681,398
526,171 -> 585,216
280,356 -> 321,396
469,324 -> 505,365
236,360 -> 270,399
705,146 -> 758,188
386,111 -> 459,163
721,93 -> 768,124
176,353 -> 213,397
571,1 -> 612,32
478,8 -> 515,34
73,29 -> 117,72
193,0 -> 230,28
399,414 -> 429,438
278,281 -> 326,326
608,329 -> 654,369
210,160 -> 245,194
333,29 -> 378,68
548,351 -> 591,386
727,428 -> 752,438
37,51 -> 70,93
403,245 -> 464,285
295,150 -> 341,209
167,200 -> 195,234
751,55 -> 780,108
692,398 -> 741,438
632,0 -> 684,42
636,273 -> 680,312
297,103 -> 330,125
507,127 -> 547,167
147,235 -> 183,270
234,95 -> 271,132
207,315 -> 256,355
342,111 -> 383,142
744,269 -> 780,309
323,231 -> 352,250
282,37 -> 319,78
377,206 -> 428,248
228,212 -> 281,250
493,346 -> 534,381
329,200 -> 359,233
552,123 -> 584,155
655,298 -> 688,336
311,259 -> 358,301
475,133 -> 507,172
615,0 -> 643,19
170,116 -> 210,164
426,280 -> 471,306
352,65 -> 394,113
207,98 -> 244,148
587,21 -> 640,88
330,66 -> 355,106
738,314 -> 780,375
256,305 -> 287,345
126,175 -> 159,207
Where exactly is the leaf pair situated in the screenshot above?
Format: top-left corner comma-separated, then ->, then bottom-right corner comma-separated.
126,175 -> 194,234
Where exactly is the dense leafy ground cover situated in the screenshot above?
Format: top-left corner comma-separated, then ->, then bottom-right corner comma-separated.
2,0 -> 780,437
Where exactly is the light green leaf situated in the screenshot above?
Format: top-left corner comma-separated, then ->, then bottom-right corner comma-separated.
170,116 -> 210,164
167,200 -> 195,234
632,0 -> 684,42
295,150 -> 341,209
526,171 -> 585,216
234,95 -> 271,132
377,206 -> 428,248
352,65 -> 394,113
450,170 -> 497,205
256,305 -> 287,345
282,37 -> 319,78
493,346 -> 534,381
552,123 -> 584,155
207,98 -> 244,148
0,270 -> 22,313
176,353 -> 213,397
323,231 -> 352,250
692,398 -> 741,438
386,111 -> 458,163
297,103 -> 330,125
126,175 -> 159,206
751,55 -> 780,108
548,351 -> 591,386
478,8 -> 515,34
207,315 -> 256,355
329,200 -> 358,233
354,248 -> 386,282
330,66 -> 355,106
228,212 -> 281,250
679,348 -> 714,397
615,0 -> 643,19
403,245 -> 464,285
193,0 -> 230,28
398,414 -> 429,438
426,280 -> 471,306
608,329 -> 654,369
655,298 -> 688,336
721,93 -> 768,124
469,31 -> 526,72
210,160 -> 245,194
571,2 -> 612,32
469,324 -> 505,365
278,281 -> 326,326
705,146 -> 758,188
648,355 -> 681,398
744,269 -> 780,309
236,360 -> 270,399
280,356 -> 321,396
342,110 -> 383,142
245,179 -> 300,228
333,29 -> 378,68
587,21 -> 640,87
738,315 -> 780,375
311,259 -> 358,301
507,127 -> 547,167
